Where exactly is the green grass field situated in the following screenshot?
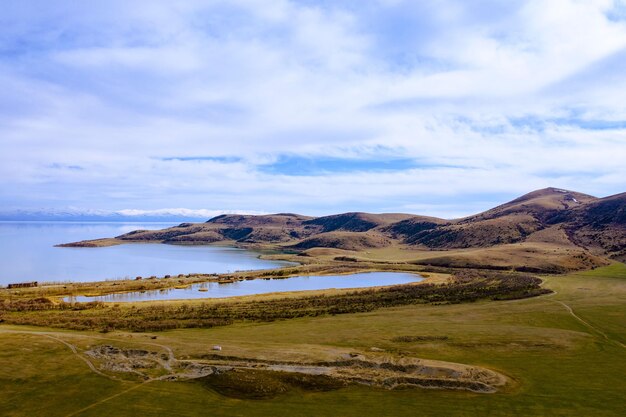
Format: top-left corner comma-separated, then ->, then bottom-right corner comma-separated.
1,264 -> 625,416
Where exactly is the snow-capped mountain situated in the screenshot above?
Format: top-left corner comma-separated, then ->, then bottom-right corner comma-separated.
0,208 -> 265,222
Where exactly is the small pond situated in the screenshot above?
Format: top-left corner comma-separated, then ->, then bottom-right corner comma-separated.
66,272 -> 423,303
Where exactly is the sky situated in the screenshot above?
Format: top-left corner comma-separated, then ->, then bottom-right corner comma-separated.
1,0 -> 626,219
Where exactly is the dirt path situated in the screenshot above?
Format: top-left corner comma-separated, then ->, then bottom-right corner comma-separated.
0,329 -> 166,416
42,334 -> 122,381
505,276 -> 625,349
0,329 -> 130,382
0,328 -> 177,363
504,276 -> 625,349
551,299 -> 625,349
64,381 -> 151,417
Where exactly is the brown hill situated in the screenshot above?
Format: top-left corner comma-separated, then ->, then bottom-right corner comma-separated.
381,215 -> 447,240
62,187 -> 625,272
393,188 -> 622,271
115,213 -> 317,245
290,231 -> 392,251
406,213 -> 542,248
402,188 -> 599,249
546,192 -> 626,261
303,212 -> 416,233
112,212 -> 413,246
464,187 -> 596,221
207,213 -> 313,226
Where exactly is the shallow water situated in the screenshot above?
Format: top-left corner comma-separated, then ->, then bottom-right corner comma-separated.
0,222 -> 291,285
66,272 -> 422,302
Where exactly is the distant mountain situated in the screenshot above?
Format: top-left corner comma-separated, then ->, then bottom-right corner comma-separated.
60,188 -> 626,272
0,208 -> 261,222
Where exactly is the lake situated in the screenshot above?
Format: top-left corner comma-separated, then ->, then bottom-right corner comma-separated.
0,222 -> 292,285
66,272 -> 422,302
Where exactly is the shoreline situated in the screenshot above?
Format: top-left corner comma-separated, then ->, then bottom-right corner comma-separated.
0,258 -> 439,301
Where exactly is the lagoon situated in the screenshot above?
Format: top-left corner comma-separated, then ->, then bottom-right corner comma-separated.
66,272 -> 422,302
0,222 -> 291,285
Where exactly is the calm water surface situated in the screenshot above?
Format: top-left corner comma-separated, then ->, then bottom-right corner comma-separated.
0,222 -> 291,285
67,272 -> 422,302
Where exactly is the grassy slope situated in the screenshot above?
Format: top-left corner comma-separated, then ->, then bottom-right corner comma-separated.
1,264 -> 625,417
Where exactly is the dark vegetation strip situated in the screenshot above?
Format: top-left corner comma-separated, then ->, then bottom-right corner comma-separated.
197,369 -> 348,400
0,271 -> 550,332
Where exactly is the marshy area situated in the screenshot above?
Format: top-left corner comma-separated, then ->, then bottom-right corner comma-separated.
0,266 -> 550,332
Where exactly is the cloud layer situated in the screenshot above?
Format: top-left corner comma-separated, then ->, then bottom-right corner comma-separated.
1,0 -> 625,218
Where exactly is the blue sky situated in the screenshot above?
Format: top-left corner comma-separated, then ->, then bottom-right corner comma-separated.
1,0 -> 626,218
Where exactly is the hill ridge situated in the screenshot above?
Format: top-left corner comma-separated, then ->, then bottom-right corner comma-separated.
61,187 -> 625,271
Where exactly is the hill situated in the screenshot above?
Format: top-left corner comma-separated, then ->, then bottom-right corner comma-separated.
112,213 -> 318,245
60,188 -> 625,272
304,212 -> 417,233
290,231 -> 392,251
400,188 -> 596,249
547,192 -> 626,262
464,187 -> 596,221
106,212 -> 420,247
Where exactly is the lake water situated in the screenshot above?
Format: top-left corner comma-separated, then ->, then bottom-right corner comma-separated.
0,222 -> 292,285
66,272 -> 422,302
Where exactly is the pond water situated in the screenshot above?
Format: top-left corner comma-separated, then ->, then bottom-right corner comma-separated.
0,222 -> 292,285
66,272 -> 423,302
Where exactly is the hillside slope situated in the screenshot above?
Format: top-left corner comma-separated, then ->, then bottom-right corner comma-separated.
403,188 -> 599,249
303,212 -> 416,233
114,213 -> 319,245
546,192 -> 626,262
61,188 -> 625,271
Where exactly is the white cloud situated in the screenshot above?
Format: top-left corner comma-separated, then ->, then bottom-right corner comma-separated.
0,0 -> 625,217
115,208 -> 265,217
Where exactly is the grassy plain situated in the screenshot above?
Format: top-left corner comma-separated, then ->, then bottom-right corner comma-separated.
1,264 -> 625,416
